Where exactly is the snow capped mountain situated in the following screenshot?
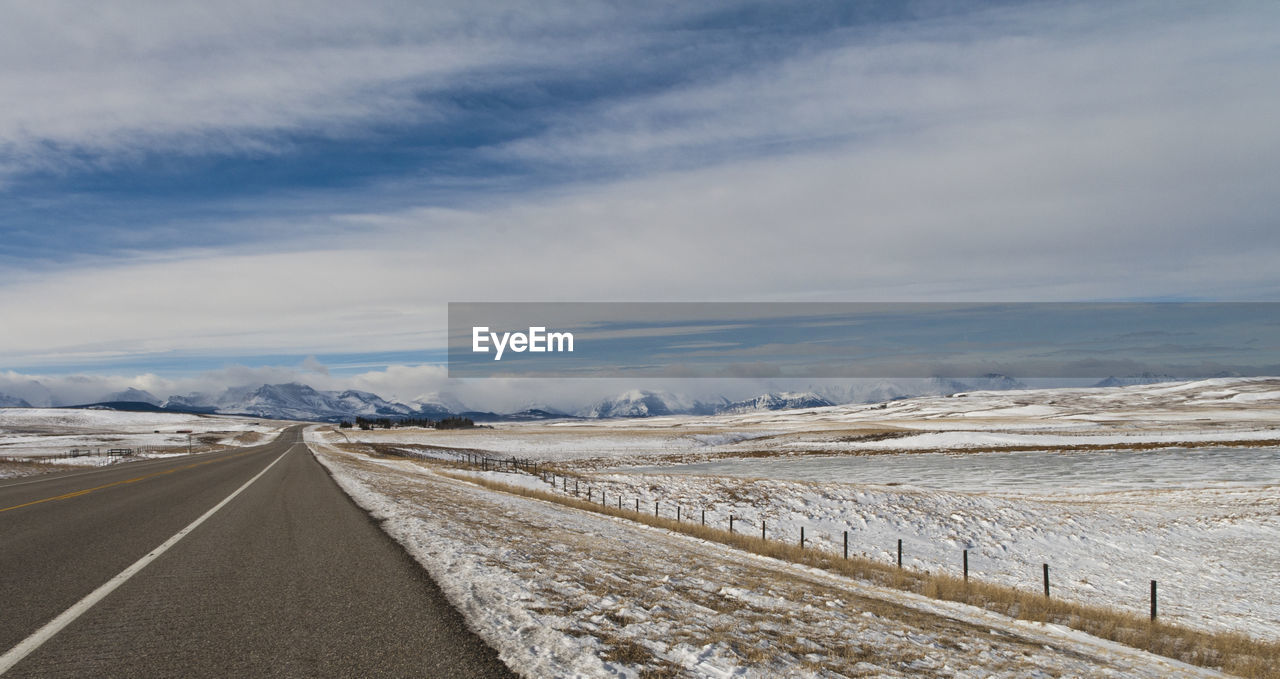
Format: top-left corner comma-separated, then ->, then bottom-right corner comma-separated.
333,389 -> 418,417
102,388 -> 162,405
8,374 -> 1161,422
161,393 -> 220,414
158,384 -> 427,421
579,390 -> 719,419
219,383 -> 444,421
503,407 -> 574,421
922,374 -> 1027,396
1093,373 -> 1179,388
0,393 -> 32,408
411,392 -> 467,418
232,383 -> 339,420
716,392 -> 834,414
962,374 -> 1028,392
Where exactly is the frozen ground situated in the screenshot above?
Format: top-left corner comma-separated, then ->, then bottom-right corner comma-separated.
537,468 -> 1279,643
621,446 -> 1280,494
340,377 -> 1280,467
310,432 -> 1226,678
0,408 -> 288,477
325,378 -> 1280,648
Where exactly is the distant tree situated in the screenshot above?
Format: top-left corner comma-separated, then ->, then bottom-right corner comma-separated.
435,416 -> 475,430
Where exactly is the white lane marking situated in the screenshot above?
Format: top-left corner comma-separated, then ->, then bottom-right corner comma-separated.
0,446 -> 294,675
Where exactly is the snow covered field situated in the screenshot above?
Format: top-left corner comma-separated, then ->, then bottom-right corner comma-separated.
0,408 -> 288,476
315,378 -> 1280,674
310,433 -> 1228,678
341,378 -> 1280,467
549,468 -> 1279,642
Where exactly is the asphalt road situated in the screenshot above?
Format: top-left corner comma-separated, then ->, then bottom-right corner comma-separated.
0,426 -> 516,678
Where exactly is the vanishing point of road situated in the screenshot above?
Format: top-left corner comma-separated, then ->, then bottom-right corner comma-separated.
0,426 -> 516,678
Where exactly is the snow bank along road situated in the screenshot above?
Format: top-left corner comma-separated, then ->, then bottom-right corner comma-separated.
0,425 -> 514,678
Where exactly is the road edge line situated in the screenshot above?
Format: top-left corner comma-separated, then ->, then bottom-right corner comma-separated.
0,445 -> 295,675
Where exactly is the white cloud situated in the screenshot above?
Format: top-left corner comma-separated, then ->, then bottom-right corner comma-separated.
0,0 -> 707,178
1,2 -> 1278,372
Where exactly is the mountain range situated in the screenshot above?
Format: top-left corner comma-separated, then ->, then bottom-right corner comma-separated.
0,373 -> 1175,422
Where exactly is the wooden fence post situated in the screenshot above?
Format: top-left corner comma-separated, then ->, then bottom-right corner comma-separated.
654,500 -> 659,518
800,526 -> 805,548
701,509 -> 706,526
1150,580 -> 1157,621
963,550 -> 969,581
897,539 -> 902,568
730,515 -> 735,534
761,521 -> 766,541
843,530 -> 848,559
1043,564 -> 1050,598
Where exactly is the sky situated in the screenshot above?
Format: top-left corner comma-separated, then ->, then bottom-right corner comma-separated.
1,1 -> 1278,408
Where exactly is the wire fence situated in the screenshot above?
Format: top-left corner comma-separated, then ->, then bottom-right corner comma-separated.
1,445 -> 170,465
438,448 -> 1164,622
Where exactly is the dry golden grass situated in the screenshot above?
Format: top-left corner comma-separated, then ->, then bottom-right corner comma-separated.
231,430 -> 265,445
438,468 -> 1280,679
0,457 -> 63,477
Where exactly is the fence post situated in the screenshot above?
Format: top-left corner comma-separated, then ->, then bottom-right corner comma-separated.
897,539 -> 902,568
800,526 -> 805,549
677,506 -> 681,522
1150,580 -> 1157,621
618,496 -> 622,510
730,515 -> 735,534
575,479 -> 579,496
761,521 -> 766,541
701,509 -> 706,526
588,489 -> 592,502
1043,564 -> 1050,598
843,530 -> 848,559
963,550 -> 969,581
635,498 -> 639,512
654,500 -> 659,518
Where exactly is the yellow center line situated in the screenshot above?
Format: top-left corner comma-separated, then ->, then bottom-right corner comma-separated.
0,449 -> 261,515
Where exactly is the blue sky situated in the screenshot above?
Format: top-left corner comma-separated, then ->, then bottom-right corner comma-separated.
1,1 -> 1279,407
0,1 -> 917,267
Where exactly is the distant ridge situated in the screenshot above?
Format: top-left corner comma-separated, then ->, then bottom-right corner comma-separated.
10,374 -> 1230,423
67,401 -> 172,413
0,393 -> 33,408
1093,373 -> 1179,388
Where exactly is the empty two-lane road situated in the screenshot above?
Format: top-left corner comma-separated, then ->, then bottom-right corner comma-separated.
0,426 -> 515,678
